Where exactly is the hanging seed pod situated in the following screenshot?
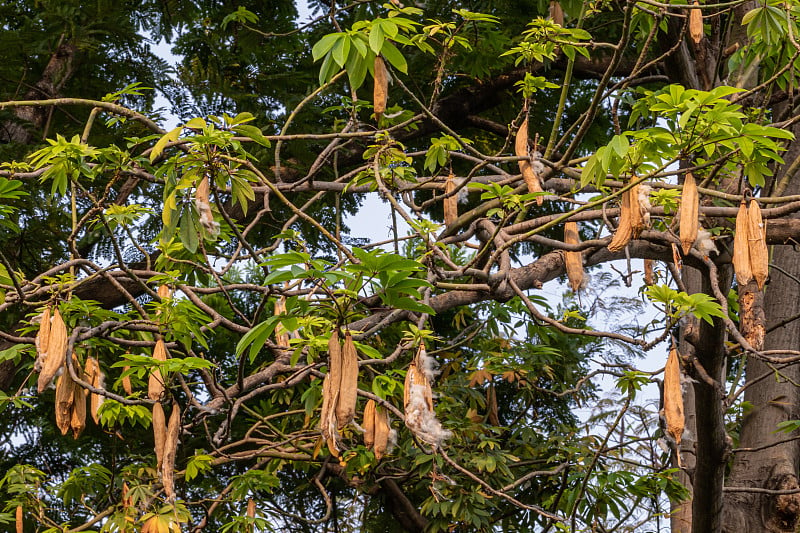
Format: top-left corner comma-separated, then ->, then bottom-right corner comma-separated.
195,176 -> 219,237
148,339 -> 168,401
85,357 -> 105,425
679,172 -> 699,255
630,184 -> 645,237
443,173 -> 459,226
274,296 -> 290,347
563,221 -> 584,292
608,187 -> 635,252
122,481 -> 132,508
320,331 -> 341,456
247,498 -> 256,518
121,365 -> 133,395
373,405 -> 391,461
549,0 -> 564,25
363,399 -> 376,449
664,347 -> 685,446
55,363 -> 75,436
15,504 -> 22,533
157,284 -> 172,300
35,306 -> 51,362
747,198 -> 769,290
515,117 -> 544,204
644,259 -> 655,285
335,332 -> 359,430
689,1 -> 703,44
153,401 -> 167,472
69,353 -> 87,438
38,308 -> 68,393
486,384 -> 500,426
373,56 -> 389,118
733,200 -> 752,286
162,403 -> 181,501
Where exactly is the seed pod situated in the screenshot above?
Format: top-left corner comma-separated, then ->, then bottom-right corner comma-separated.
689,1 -> 703,44
563,221 -> 584,292
35,306 -> 51,360
247,498 -> 256,518
69,354 -> 87,438
486,384 -> 500,426
122,481 -> 132,508
121,365 -> 133,395
363,399 -> 376,449
157,284 -> 172,300
373,56 -> 389,118
373,405 -> 390,461
335,332 -> 359,430
153,401 -> 166,472
443,173 -> 458,226
15,505 -> 22,533
664,347 -> 685,446
747,199 -> 769,290
85,357 -> 105,425
55,364 -> 75,436
162,403 -> 181,501
515,117 -> 544,204
679,173 -> 699,255
38,308 -> 67,393
148,339 -> 168,401
549,0 -> 564,25
608,187 -> 635,252
644,259 -> 655,286
320,331 -> 341,455
195,176 -> 219,237
274,296 -> 290,347
733,200 -> 752,285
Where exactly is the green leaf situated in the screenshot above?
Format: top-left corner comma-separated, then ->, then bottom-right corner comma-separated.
150,126 -> 182,163
380,41 -> 407,73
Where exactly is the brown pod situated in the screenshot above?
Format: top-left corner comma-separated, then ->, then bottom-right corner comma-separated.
157,284 -> 172,300
563,221 -> 584,292
69,353 -> 87,438
608,187 -> 635,252
148,339 -> 168,401
121,366 -> 133,395
747,199 -> 769,290
247,498 -> 256,518
664,347 -> 685,446
549,0 -> 564,25
679,172 -> 699,255
319,331 -> 341,446
689,1 -> 703,44
55,365 -> 75,436
644,259 -> 655,286
15,505 -> 22,533
363,399 -> 376,449
443,173 -> 458,226
162,403 -> 181,501
274,296 -> 290,347
35,306 -> 51,359
335,332 -> 359,430
85,357 -> 105,425
373,405 -> 390,461
733,200 -> 753,286
515,117 -> 544,204
373,56 -> 389,118
38,308 -> 68,393
153,401 -> 167,472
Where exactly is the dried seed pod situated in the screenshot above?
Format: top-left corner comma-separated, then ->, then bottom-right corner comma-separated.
733,200 -> 752,286
629,184 -> 645,237
122,481 -> 132,508
747,199 -> 769,290
55,364 -> 75,436
373,405 -> 391,461
247,498 -> 256,518
35,306 -> 51,361
148,339 -> 168,401
195,176 -> 219,237
404,343 -> 450,446
608,186 -> 636,252
486,384 -> 500,426
121,365 -> 133,395
85,357 -> 105,425
153,401 -> 167,472
274,296 -> 290,347
319,331 -> 341,455
157,284 -> 172,300
68,354 -> 87,438
679,172 -> 699,255
162,403 -> 181,501
739,280 -> 765,351
563,221 -> 584,292
664,347 -> 685,446
38,308 -> 67,393
515,117 -> 544,204
689,1 -> 703,44
363,399 -> 376,449
443,173 -> 458,226
373,56 -> 389,118
549,0 -> 564,25
15,505 -> 22,533
644,259 -> 655,286
335,332 -> 359,430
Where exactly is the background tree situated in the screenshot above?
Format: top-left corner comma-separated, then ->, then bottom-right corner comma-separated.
1,1 -> 800,532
